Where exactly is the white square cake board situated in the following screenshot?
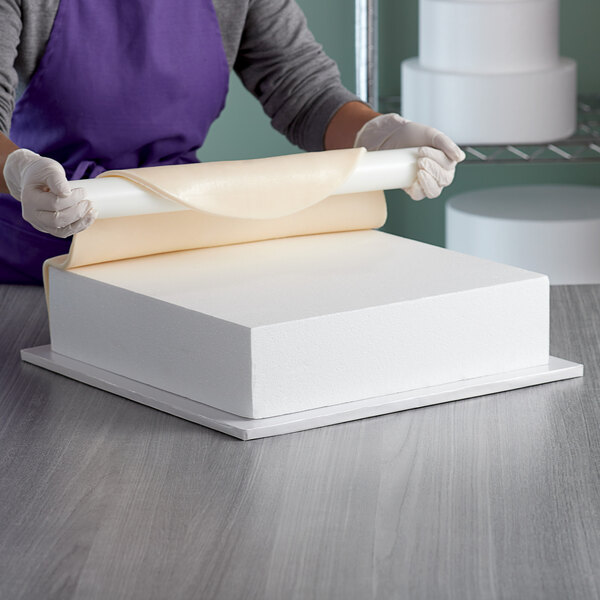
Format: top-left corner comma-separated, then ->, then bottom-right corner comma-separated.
21,345 -> 582,440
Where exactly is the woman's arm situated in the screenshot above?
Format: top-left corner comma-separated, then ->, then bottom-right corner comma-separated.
324,102 -> 380,150
0,0 -> 23,193
234,1 -> 463,201
233,0 -> 359,152
0,132 -> 19,194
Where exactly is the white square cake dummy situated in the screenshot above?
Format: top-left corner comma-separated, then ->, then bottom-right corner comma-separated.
47,229 -> 550,419
26,148 -> 580,434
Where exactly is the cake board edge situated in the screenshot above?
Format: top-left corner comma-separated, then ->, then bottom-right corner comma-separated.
21,345 -> 583,441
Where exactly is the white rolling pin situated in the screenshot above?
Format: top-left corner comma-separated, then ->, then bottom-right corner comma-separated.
68,149 -> 418,220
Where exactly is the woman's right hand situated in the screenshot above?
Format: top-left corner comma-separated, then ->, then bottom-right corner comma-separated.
3,148 -> 96,238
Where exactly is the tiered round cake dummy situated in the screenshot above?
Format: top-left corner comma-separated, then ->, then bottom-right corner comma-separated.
401,0 -> 577,144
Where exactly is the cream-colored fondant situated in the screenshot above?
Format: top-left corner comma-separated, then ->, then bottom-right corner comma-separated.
43,150 -> 387,297
49,191 -> 386,271
98,148 -> 366,219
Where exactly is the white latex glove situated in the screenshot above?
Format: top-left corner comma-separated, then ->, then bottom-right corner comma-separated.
3,148 -> 96,238
354,113 -> 466,200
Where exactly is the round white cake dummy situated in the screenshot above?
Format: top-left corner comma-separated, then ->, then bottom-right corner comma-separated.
445,185 -> 600,284
419,0 -> 559,74
401,57 -> 577,145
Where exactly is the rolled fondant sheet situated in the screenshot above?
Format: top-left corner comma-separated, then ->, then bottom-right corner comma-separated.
71,148 -> 418,220
45,148 -> 387,273
99,149 -> 366,219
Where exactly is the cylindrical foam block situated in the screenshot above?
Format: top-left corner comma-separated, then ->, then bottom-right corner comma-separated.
401,57 -> 576,144
419,0 -> 559,74
446,185 -> 600,285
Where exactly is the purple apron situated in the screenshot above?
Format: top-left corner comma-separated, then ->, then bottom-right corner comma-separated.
0,0 -> 229,283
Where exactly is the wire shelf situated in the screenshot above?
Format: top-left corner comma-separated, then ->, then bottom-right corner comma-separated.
379,93 -> 600,164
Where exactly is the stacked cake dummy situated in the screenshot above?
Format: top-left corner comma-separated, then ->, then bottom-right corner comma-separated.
22,149 -> 581,439
401,0 -> 577,144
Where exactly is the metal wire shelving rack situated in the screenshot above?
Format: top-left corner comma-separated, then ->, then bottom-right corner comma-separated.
377,94 -> 600,165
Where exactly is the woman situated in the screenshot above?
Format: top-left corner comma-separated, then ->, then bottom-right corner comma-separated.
0,0 -> 464,284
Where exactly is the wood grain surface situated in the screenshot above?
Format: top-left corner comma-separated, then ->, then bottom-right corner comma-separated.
1,284 -> 599,600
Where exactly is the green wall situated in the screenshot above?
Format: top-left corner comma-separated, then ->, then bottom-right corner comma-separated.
200,0 -> 600,247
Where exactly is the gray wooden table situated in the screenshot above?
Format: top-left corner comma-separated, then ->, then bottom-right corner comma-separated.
1,284 -> 599,600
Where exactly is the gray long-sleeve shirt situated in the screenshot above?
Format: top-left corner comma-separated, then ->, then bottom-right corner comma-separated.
0,0 -> 358,151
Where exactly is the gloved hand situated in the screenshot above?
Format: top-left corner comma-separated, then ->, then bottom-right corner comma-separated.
3,148 -> 96,238
354,113 -> 466,200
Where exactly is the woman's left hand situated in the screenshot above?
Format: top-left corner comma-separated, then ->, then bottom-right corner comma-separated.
354,113 -> 466,201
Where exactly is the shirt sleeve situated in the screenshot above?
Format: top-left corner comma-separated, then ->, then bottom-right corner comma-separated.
0,0 -> 22,136
234,0 -> 360,152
